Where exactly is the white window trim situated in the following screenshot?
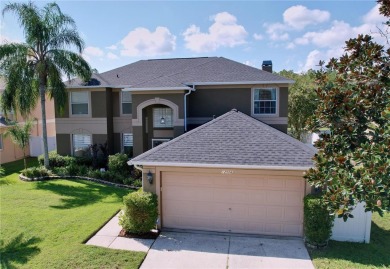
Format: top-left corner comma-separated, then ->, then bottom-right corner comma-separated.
152,138 -> 170,148
251,87 -> 279,117
120,91 -> 132,116
69,91 -> 91,117
70,133 -> 92,156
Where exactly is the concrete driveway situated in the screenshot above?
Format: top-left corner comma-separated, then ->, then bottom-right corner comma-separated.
140,231 -> 314,269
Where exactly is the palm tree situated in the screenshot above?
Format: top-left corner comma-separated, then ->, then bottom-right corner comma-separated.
0,2 -> 91,168
5,120 -> 33,170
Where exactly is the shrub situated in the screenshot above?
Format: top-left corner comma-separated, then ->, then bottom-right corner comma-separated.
75,156 -> 93,167
66,163 -> 86,176
304,194 -> 334,247
108,153 -> 129,175
119,190 -> 158,234
38,151 -> 76,167
23,166 -> 51,178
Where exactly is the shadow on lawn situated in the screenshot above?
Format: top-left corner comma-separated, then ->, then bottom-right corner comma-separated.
35,180 -> 127,209
310,221 -> 390,267
0,233 -> 41,269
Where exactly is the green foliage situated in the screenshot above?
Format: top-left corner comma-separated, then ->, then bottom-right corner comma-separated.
304,195 -> 334,246
108,153 -> 130,175
278,70 -> 318,141
38,151 -> 76,167
22,166 -> 51,178
305,33 -> 390,218
1,2 -> 92,168
119,190 -> 158,234
4,119 -> 33,170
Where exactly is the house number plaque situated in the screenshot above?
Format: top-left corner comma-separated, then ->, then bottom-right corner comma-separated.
221,170 -> 234,174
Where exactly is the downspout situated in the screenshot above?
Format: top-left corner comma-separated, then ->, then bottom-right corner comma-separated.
184,85 -> 195,132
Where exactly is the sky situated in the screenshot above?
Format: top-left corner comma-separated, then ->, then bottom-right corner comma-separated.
0,0 -> 388,74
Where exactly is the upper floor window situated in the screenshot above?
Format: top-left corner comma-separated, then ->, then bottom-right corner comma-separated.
253,88 -> 277,115
71,92 -> 89,115
153,107 -> 173,128
122,92 -> 132,115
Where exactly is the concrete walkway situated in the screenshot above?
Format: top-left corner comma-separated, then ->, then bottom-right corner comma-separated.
141,231 -> 314,269
86,214 -> 155,252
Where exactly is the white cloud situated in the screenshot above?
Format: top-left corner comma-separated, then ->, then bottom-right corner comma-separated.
106,52 -> 119,60
363,4 -> 386,24
106,45 -> 117,50
243,60 -> 256,67
0,35 -> 20,44
301,50 -> 323,71
263,6 -> 330,42
264,22 -> 289,41
253,33 -> 264,40
286,42 -> 296,49
120,26 -> 176,57
283,5 -> 330,30
84,46 -> 104,57
183,11 -> 247,53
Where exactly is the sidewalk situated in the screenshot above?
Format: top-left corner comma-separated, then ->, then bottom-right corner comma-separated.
86,213 -> 155,252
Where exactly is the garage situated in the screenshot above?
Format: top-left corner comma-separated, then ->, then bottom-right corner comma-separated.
161,171 -> 305,236
130,110 -> 316,237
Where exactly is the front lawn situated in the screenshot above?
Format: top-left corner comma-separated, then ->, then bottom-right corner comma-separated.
0,158 -> 145,269
310,213 -> 390,269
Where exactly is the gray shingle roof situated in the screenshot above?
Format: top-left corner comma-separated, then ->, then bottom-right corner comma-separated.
131,110 -> 316,169
66,57 -> 293,89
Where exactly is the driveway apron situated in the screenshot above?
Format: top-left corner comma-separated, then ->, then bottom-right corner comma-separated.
140,231 -> 314,269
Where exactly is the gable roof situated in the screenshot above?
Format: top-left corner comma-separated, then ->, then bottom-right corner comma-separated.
130,110 -> 316,170
66,57 -> 293,89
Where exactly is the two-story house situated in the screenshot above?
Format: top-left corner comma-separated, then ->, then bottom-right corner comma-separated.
0,79 -> 56,164
57,57 -> 293,157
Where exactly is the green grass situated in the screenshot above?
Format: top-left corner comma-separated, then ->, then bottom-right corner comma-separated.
310,213 -> 390,269
0,158 -> 145,269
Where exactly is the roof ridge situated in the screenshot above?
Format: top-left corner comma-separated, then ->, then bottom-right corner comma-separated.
235,111 -> 317,155
131,110 -> 236,162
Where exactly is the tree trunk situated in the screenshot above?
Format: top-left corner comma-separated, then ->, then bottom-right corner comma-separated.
39,80 -> 49,169
23,150 -> 27,170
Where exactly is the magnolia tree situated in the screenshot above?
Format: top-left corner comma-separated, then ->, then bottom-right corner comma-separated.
305,27 -> 390,219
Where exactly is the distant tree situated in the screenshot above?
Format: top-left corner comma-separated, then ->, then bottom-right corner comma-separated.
305,2 -> 390,220
5,120 -> 33,170
278,70 -> 318,141
0,2 -> 91,168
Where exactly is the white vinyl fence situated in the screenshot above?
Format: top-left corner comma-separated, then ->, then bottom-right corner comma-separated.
29,136 -> 57,157
331,203 -> 372,243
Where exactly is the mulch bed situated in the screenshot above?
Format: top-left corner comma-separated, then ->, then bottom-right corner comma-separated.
118,229 -> 160,239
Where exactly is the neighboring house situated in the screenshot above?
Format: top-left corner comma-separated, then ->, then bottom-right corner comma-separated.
58,57 -> 293,157
131,110 -> 316,237
0,80 -> 56,164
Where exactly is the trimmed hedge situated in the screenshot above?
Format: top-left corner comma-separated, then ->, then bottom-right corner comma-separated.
119,190 -> 158,234
108,153 -> 130,175
304,194 -> 334,247
23,167 -> 52,178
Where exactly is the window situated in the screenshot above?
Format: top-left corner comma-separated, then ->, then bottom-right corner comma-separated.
122,133 -> 133,157
0,134 -> 3,150
153,107 -> 173,128
72,134 -> 91,156
71,92 -> 89,115
253,88 -> 277,115
152,139 -> 170,148
122,92 -> 132,114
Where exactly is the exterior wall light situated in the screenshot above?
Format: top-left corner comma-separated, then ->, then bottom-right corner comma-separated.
147,171 -> 153,184
160,117 -> 165,124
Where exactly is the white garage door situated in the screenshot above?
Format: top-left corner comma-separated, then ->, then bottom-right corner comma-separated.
161,171 -> 305,237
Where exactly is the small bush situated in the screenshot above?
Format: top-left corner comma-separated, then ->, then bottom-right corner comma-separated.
108,153 -> 129,175
304,194 -> 334,247
75,156 -> 93,167
119,190 -> 158,234
23,166 -> 51,178
38,151 -> 76,167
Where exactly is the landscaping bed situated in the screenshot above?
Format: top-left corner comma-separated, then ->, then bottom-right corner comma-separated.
0,158 -> 145,269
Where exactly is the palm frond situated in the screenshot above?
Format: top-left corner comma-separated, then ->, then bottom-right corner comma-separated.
48,49 -> 91,81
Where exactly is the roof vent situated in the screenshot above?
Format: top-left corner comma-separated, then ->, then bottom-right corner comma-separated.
262,60 -> 272,73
